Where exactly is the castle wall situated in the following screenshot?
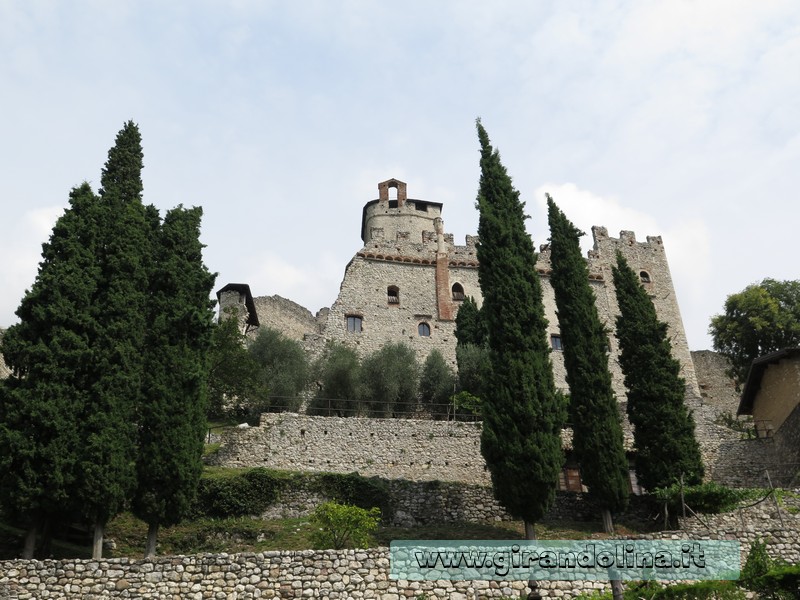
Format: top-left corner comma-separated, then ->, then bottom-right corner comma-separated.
249,295 -> 323,343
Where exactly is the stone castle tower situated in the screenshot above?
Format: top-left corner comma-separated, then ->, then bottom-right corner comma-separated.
219,178 -> 699,401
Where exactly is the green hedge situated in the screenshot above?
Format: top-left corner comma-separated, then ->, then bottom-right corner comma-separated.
312,472 -> 392,522
193,468 -> 283,518
754,564 -> 800,598
652,482 -> 746,515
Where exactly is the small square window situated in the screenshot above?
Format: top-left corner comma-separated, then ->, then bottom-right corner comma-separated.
346,315 -> 362,333
550,335 -> 563,351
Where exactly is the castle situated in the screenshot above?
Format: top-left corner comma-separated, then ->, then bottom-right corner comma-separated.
219,178 -> 698,403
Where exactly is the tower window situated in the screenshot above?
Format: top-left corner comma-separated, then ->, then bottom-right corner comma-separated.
387,286 -> 400,305
551,335 -> 563,351
346,315 -> 363,333
639,271 -> 651,283
418,322 -> 431,337
452,283 -> 465,301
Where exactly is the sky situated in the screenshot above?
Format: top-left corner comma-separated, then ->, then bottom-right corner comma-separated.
1,1 -> 798,351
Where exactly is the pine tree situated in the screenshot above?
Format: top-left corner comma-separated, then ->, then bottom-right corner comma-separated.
133,206 -> 216,557
612,252 -> 704,490
0,183 -> 100,557
475,122 -> 565,549
419,349 -> 456,419
547,197 -> 630,533
76,121 -> 151,558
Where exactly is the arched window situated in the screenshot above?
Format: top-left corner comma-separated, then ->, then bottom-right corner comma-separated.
387,286 -> 400,305
418,322 -> 431,337
639,271 -> 651,283
451,283 -> 465,301
346,315 -> 362,333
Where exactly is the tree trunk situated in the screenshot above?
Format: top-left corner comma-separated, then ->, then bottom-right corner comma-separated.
601,508 -> 614,534
602,510 -> 624,600
524,521 -> 541,600
38,516 -> 53,558
92,522 -> 104,559
145,522 -> 159,558
22,524 -> 37,559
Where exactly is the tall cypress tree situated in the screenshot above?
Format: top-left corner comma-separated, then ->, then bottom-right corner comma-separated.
0,183 -> 101,557
612,252 -> 704,490
547,196 -> 630,535
475,122 -> 565,548
76,121 -> 151,558
133,206 -> 216,557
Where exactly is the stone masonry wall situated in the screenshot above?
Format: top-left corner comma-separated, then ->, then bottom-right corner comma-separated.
210,414 -> 590,485
3,517 -> 800,600
249,295 -> 325,343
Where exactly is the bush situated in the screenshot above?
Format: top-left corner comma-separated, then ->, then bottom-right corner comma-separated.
741,537 -> 773,592
310,501 -> 380,549
754,563 -> 800,599
314,472 -> 392,522
652,482 -> 744,515
648,581 -> 744,599
193,468 -> 282,518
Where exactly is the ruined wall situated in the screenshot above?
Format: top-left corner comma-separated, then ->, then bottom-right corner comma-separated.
250,295 -> 324,343
752,356 -> 800,432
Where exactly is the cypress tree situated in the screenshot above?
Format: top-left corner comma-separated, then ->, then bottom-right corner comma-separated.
612,252 -> 704,490
133,206 -> 216,557
454,296 -> 486,347
0,183 -> 101,557
76,121 -> 151,558
547,197 -> 630,535
475,122 -> 565,549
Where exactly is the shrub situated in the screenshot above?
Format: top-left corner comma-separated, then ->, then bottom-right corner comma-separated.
310,501 -> 380,549
314,472 -> 392,522
193,468 -> 282,518
648,580 -> 744,599
754,563 -> 800,599
740,537 -> 773,592
652,482 -> 744,515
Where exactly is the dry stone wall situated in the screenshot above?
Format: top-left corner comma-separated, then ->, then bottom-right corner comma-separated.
3,516 -> 800,600
209,414 -> 588,485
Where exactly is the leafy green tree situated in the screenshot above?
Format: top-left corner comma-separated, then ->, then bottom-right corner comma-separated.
358,342 -> 419,417
418,349 -> 456,419
547,197 -> 629,534
76,121 -> 151,558
710,279 -> 800,386
0,183 -> 99,558
206,312 -> 270,421
310,501 -> 381,550
612,252 -> 704,491
474,121 -> 565,555
308,342 -> 361,416
133,206 -> 217,557
248,327 -> 310,413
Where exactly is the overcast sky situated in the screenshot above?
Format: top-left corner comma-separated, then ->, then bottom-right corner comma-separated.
2,1 -> 798,350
